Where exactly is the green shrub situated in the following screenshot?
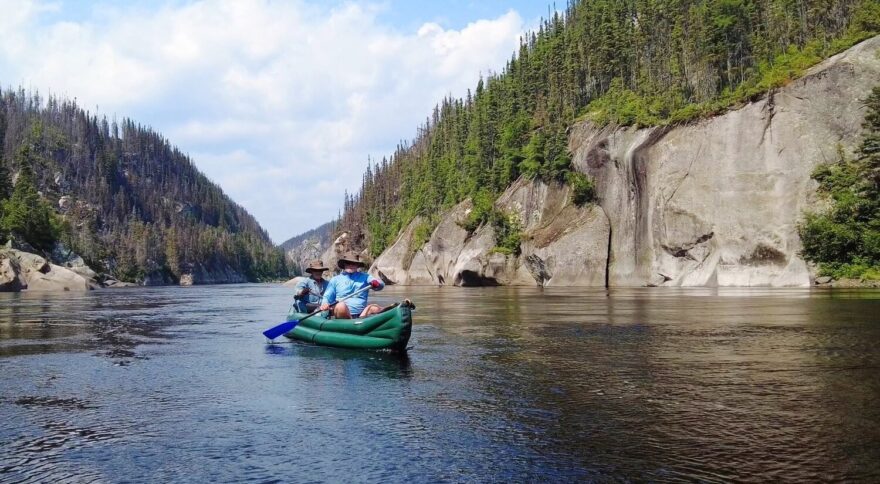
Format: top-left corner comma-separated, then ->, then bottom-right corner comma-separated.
490,210 -> 522,256
566,171 -> 595,206
799,86 -> 880,280
460,189 -> 494,233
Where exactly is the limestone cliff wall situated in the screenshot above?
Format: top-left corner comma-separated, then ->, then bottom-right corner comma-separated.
370,36 -> 880,287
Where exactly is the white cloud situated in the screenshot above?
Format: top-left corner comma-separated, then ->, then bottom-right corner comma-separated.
0,0 -> 526,243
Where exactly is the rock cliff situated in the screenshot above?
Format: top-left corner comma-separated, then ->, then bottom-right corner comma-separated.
370,36 -> 880,287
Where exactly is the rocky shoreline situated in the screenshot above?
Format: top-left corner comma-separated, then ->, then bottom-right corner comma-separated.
0,246 -> 262,292
0,248 -> 116,292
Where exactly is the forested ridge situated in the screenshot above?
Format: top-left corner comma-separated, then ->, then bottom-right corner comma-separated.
336,0 -> 880,258
0,89 -> 286,283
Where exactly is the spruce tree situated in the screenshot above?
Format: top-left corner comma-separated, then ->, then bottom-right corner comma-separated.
861,87 -> 880,189
0,158 -> 8,244
1,156 -> 57,251
0,157 -> 9,201
799,84 -> 880,278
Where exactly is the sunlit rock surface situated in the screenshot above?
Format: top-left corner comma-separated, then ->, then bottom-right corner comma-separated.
370,36 -> 880,287
571,35 -> 880,287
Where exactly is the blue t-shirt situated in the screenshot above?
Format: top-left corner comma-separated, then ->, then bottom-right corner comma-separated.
322,271 -> 384,317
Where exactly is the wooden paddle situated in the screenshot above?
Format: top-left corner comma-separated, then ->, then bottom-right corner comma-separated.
262,284 -> 372,341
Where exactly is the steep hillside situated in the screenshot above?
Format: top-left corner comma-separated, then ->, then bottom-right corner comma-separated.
0,89 -> 286,284
280,221 -> 335,275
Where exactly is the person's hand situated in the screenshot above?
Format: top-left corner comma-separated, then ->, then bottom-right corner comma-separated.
370,279 -> 381,289
320,303 -> 330,311
301,287 -> 310,295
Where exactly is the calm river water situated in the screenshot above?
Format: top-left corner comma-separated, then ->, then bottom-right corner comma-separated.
1,285 -> 879,482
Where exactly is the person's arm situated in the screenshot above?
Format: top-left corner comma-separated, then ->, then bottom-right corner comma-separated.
366,273 -> 384,291
320,278 -> 337,311
293,279 -> 309,299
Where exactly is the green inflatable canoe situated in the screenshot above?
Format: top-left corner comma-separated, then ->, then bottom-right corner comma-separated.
283,300 -> 414,351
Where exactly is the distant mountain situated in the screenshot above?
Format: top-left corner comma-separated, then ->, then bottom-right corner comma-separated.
279,221 -> 335,275
0,88 -> 286,284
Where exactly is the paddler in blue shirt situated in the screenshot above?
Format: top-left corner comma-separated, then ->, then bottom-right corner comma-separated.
320,251 -> 384,318
293,259 -> 329,312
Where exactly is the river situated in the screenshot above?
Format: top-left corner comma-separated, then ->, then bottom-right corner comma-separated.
1,285 -> 879,482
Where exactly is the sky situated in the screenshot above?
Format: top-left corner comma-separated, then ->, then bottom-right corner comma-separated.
0,0 -> 550,243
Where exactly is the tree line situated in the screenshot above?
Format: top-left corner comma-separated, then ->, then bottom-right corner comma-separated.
0,89 -> 287,283
336,0 -> 880,257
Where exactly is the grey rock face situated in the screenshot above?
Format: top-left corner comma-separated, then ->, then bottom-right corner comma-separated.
370,179 -> 609,286
0,256 -> 23,291
569,35 -> 880,287
370,36 -> 880,287
496,178 -> 609,287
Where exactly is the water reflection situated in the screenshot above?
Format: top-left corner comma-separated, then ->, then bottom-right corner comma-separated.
265,343 -> 413,379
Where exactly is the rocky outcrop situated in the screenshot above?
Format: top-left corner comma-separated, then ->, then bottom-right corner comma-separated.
370,179 -> 609,286
370,35 -> 880,287
50,243 -> 98,281
571,35 -> 880,287
0,249 -> 97,292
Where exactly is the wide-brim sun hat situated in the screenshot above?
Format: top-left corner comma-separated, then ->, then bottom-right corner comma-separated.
305,259 -> 329,273
337,251 -> 366,269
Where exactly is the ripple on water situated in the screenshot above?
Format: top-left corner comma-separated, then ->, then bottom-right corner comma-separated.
1,285 -> 879,482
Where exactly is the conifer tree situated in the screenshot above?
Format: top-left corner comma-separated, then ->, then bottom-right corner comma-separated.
0,158 -> 10,201
1,157 -> 57,251
0,158 -> 8,243
861,87 -> 880,189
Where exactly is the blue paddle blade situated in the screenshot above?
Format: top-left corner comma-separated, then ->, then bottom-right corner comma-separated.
262,320 -> 299,340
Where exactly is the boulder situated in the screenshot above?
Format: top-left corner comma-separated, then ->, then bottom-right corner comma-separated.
23,263 -> 93,291
15,251 -> 50,275
103,278 -> 137,288
0,255 -> 24,292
